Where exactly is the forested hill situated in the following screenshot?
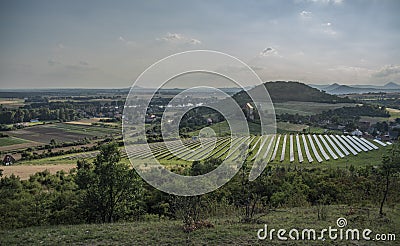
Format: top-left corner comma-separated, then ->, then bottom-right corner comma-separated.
234,81 -> 354,104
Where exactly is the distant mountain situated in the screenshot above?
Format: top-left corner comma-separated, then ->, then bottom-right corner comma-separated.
323,83 -> 342,91
310,82 -> 400,95
233,81 -> 354,105
328,85 -> 366,94
383,82 -> 400,89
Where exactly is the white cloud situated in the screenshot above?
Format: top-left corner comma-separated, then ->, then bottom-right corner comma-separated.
373,65 -> 400,78
305,0 -> 343,4
328,65 -> 373,74
157,32 -> 202,45
48,58 -> 61,66
118,36 -> 135,46
57,43 -> 65,49
321,22 -> 337,36
300,10 -> 312,18
159,32 -> 184,42
189,38 -> 201,45
260,47 -> 279,57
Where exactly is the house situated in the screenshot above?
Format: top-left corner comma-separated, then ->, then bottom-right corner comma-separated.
145,114 -> 157,124
351,129 -> 362,136
243,103 -> 254,121
3,154 -> 15,166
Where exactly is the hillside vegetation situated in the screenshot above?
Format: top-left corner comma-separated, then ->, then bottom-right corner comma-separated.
234,81 -> 354,104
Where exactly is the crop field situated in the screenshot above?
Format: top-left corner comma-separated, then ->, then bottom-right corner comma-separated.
276,122 -> 308,132
7,123 -> 121,144
387,107 -> 400,120
65,118 -> 120,126
273,101 -> 357,116
0,98 -> 25,108
1,164 -> 75,180
0,136 -> 30,147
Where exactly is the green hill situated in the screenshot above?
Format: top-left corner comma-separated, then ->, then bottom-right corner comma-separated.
234,81 -> 354,105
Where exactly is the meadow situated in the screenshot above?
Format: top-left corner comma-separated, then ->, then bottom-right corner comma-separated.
7,123 -> 120,144
1,204 -> 398,245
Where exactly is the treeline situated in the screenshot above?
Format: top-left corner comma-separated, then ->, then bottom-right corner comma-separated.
0,100 -> 124,124
277,105 -> 389,128
0,88 -> 129,99
0,142 -> 399,230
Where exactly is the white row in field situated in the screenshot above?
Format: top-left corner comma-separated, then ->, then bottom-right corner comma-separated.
126,134 -> 392,163
251,134 -> 390,164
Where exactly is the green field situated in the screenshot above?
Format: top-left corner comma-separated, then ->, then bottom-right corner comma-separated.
8,123 -> 121,144
0,136 -> 29,147
1,204 -> 398,245
274,102 -> 357,116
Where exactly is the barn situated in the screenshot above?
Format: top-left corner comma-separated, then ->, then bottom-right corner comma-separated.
3,154 -> 16,166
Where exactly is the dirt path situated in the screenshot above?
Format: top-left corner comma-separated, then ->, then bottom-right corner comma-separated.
1,164 -> 76,180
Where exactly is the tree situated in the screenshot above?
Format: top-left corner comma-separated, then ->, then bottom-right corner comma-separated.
77,142 -> 144,223
379,142 -> 400,216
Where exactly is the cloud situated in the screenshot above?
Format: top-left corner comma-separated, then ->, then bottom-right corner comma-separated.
57,43 -> 65,49
65,64 -> 95,72
157,32 -> 202,45
300,10 -> 312,18
328,65 -> 373,74
48,58 -> 94,72
79,61 -> 89,66
260,47 -> 279,56
250,66 -> 263,71
189,38 -> 201,45
373,65 -> 400,78
48,58 -> 61,66
159,32 -> 184,42
304,0 -> 343,4
118,36 -> 135,46
320,22 -> 337,36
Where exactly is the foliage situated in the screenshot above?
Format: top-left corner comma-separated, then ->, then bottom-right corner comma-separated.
76,142 -> 145,223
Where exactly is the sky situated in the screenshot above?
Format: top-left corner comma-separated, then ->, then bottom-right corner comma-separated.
0,0 -> 399,88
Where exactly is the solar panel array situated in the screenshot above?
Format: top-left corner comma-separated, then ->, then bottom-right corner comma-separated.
125,134 -> 389,163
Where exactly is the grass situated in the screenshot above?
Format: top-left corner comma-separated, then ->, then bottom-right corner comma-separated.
387,107 -> 400,121
357,107 -> 400,125
15,155 -> 80,166
0,98 -> 25,108
49,123 -> 120,136
0,136 -> 30,147
1,204 -> 398,245
274,102 -> 357,116
277,122 -> 308,133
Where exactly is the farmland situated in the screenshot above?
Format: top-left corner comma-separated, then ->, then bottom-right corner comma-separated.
0,136 -> 30,147
274,101 -> 357,116
7,123 -> 120,144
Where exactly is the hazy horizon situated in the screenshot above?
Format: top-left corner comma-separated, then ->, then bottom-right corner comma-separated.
1,0 -> 399,89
